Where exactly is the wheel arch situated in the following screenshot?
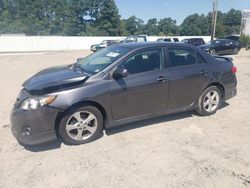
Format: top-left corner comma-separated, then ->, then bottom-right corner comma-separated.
207,82 -> 225,100
55,100 -> 108,132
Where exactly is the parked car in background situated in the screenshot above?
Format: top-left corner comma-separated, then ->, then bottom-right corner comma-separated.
181,38 -> 205,46
11,42 -> 237,145
199,39 -> 241,55
124,35 -> 147,43
156,37 -> 179,42
90,40 -> 117,52
115,38 -> 125,44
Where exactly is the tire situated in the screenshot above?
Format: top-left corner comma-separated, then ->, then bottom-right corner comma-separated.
210,49 -> 217,56
195,86 -> 222,116
58,106 -> 103,145
233,47 -> 239,55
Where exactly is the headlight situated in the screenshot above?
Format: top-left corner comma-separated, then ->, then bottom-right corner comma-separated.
20,96 -> 57,111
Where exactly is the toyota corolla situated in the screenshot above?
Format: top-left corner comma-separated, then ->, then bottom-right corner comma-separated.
11,42 -> 237,145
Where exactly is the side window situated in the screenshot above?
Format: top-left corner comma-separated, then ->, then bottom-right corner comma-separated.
173,38 -> 179,42
121,49 -> 162,75
137,37 -> 146,42
167,48 -> 197,68
197,53 -> 207,64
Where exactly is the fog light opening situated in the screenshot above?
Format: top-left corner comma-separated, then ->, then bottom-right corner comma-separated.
22,127 -> 31,136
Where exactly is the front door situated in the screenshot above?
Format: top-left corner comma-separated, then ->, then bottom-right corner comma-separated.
109,48 -> 169,120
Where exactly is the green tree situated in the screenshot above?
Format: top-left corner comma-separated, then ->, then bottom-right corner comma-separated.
158,17 -> 178,35
145,18 -> 159,35
0,1 -> 244,37
180,14 -> 210,36
224,9 -> 241,35
124,16 -> 144,35
96,0 -> 123,36
207,11 -> 227,37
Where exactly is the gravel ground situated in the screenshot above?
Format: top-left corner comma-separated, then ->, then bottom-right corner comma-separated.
0,50 -> 249,188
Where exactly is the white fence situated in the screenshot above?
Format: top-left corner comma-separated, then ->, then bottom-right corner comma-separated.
0,36 -> 211,53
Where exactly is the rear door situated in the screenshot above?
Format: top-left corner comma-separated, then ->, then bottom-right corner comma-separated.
166,47 -> 211,109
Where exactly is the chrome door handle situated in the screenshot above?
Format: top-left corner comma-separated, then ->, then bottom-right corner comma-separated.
200,70 -> 208,75
157,76 -> 167,83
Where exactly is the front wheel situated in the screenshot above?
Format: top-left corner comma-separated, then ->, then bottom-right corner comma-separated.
58,106 -> 103,145
195,86 -> 222,116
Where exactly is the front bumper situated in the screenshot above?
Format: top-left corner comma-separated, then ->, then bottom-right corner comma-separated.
10,107 -> 60,145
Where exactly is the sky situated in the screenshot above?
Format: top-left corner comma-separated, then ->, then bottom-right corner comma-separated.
115,0 -> 250,25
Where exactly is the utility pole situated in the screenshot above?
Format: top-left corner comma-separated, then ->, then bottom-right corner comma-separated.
211,0 -> 218,41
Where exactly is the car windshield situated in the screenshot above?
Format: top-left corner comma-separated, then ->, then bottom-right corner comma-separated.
100,40 -> 108,45
76,46 -> 130,74
181,39 -> 188,43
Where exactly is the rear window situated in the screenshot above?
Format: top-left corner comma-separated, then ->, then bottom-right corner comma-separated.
167,48 -> 197,68
173,38 -> 179,42
197,53 -> 207,64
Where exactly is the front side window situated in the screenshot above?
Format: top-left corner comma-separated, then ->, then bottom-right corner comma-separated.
168,48 -> 197,68
120,49 -> 162,75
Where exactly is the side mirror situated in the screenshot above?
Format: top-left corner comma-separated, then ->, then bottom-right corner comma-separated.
113,67 -> 129,80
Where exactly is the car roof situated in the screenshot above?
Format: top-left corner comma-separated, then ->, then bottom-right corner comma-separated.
115,41 -> 193,50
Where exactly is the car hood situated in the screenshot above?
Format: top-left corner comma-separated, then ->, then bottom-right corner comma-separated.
23,65 -> 89,95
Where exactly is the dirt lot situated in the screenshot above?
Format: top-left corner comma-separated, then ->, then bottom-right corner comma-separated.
0,50 -> 249,188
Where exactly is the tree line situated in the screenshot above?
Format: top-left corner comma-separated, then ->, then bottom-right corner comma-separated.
0,0 -> 242,37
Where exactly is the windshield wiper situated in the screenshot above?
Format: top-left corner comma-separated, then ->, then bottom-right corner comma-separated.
71,63 -> 85,72
71,64 -> 94,75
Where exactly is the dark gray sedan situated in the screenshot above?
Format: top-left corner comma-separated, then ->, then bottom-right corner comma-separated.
11,42 -> 237,145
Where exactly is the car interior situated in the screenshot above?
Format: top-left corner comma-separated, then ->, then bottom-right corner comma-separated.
123,51 -> 161,74
168,49 -> 197,67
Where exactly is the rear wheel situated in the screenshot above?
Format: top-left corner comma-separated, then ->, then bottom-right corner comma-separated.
195,86 -> 222,116
58,106 -> 103,145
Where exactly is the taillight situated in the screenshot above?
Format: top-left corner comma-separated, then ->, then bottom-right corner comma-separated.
231,66 -> 237,74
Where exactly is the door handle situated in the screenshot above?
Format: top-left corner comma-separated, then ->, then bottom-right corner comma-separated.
200,70 -> 208,75
157,76 -> 167,83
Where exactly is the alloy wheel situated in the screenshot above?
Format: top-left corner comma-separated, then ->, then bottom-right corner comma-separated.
65,111 -> 98,141
210,49 -> 217,56
203,90 -> 220,113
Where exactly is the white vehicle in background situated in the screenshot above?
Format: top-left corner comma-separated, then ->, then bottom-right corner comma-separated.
124,35 -> 147,43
